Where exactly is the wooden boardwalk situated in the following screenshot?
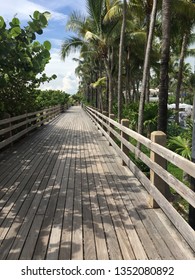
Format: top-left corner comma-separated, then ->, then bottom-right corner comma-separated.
0,106 -> 194,260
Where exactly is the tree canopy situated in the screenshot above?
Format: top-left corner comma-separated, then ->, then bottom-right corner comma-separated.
61,0 -> 195,134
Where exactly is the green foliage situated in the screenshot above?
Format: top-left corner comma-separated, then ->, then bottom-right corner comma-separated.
167,121 -> 183,137
168,163 -> 183,182
121,102 -> 158,136
168,136 -> 191,160
35,90 -> 70,109
0,11 -> 56,117
121,103 -> 139,130
168,118 -> 192,160
73,93 -> 83,103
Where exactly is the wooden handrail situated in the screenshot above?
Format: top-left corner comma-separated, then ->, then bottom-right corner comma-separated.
85,105 -> 195,251
86,106 -> 195,178
0,105 -> 64,150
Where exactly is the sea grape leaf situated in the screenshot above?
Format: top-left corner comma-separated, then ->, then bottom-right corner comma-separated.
43,40 -> 51,50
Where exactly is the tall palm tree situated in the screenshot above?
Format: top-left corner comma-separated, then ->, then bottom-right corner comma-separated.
118,0 -> 127,122
137,0 -> 158,136
61,0 -> 121,115
157,0 -> 171,133
173,0 -> 195,123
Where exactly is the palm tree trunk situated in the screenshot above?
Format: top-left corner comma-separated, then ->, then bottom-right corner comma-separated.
157,0 -> 171,133
189,94 -> 195,229
175,32 -> 188,124
137,0 -> 158,136
104,47 -> 114,115
118,0 -> 127,122
125,47 -> 131,102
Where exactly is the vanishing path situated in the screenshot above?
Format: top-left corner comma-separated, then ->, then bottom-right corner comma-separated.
0,106 -> 194,259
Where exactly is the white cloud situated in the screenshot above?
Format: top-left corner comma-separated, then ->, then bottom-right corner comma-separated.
40,48 -> 80,94
0,0 -> 67,23
62,73 -> 80,94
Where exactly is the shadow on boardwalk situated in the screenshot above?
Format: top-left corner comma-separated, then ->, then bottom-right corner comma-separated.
0,107 -> 194,260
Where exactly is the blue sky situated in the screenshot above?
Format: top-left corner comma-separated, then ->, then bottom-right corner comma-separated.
0,0 -> 87,94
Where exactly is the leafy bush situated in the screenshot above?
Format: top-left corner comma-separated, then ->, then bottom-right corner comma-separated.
35,90 -> 70,109
0,11 -> 56,117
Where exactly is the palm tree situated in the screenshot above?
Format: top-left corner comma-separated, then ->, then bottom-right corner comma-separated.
118,0 -> 127,122
61,0 -> 121,115
137,0 -> 158,136
157,0 -> 171,133
173,1 -> 195,123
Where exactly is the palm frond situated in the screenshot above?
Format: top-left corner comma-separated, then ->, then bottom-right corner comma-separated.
84,31 -> 101,42
168,136 -> 191,160
103,2 -> 122,23
86,0 -> 104,33
186,48 -> 195,57
66,11 -> 85,32
91,76 -> 106,88
61,37 -> 84,60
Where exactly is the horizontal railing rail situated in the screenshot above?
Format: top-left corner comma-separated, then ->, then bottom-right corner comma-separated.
85,105 -> 195,252
0,104 -> 66,150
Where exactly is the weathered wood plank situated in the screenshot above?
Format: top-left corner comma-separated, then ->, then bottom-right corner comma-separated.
94,130 -> 158,260
71,121 -> 83,260
96,138 -> 148,260
90,117 -> 195,253
59,116 -> 78,260
83,127 -> 109,260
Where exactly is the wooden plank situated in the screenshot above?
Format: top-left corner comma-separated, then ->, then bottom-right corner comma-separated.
59,116 -> 77,260
81,141 -> 97,260
146,209 -> 190,259
0,114 -> 58,186
46,119 -> 74,260
82,124 -> 109,260
0,113 -> 65,259
0,222 -> 21,259
2,114 -> 69,259
71,121 -> 83,260
81,111 -> 115,259
83,118 -> 128,259
115,156 -> 194,258
34,116 -> 73,259
98,129 -> 195,252
93,129 -> 158,260
19,215 -> 44,260
104,144 -> 194,259
97,145 -> 148,259
94,153 -> 135,259
155,208 -> 195,259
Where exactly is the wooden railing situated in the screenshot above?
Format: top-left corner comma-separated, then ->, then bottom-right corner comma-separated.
0,105 -> 65,150
85,105 -> 195,251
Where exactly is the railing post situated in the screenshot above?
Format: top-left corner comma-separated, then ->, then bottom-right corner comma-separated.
109,114 -> 115,146
149,131 -> 171,208
61,104 -> 65,113
102,111 -> 108,134
7,114 -> 13,147
189,158 -> 195,229
39,111 -> 43,126
121,119 -> 129,166
94,108 -> 99,127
